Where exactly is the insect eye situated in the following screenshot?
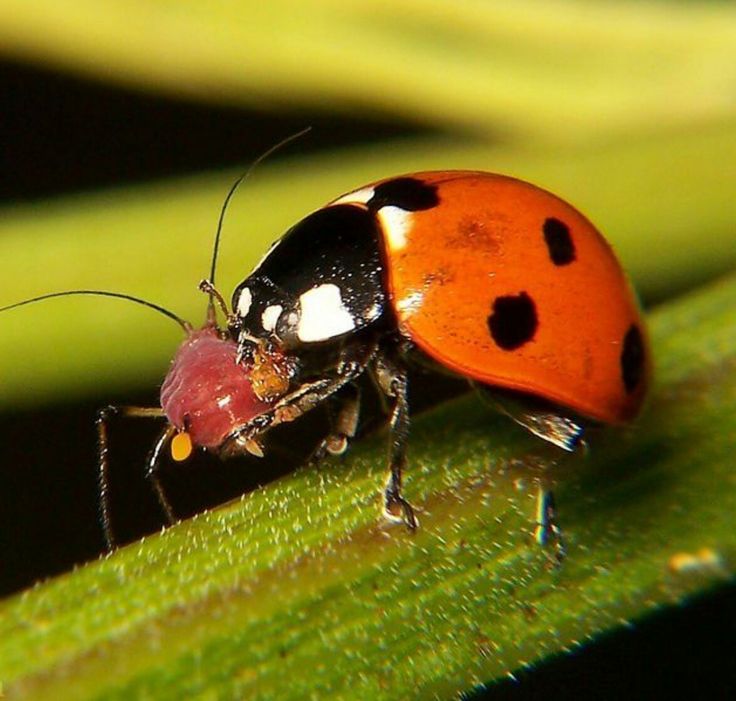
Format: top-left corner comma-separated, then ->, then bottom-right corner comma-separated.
274,307 -> 303,347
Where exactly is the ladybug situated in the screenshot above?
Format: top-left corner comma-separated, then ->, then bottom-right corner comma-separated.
1,171 -> 649,557
204,170 -> 648,557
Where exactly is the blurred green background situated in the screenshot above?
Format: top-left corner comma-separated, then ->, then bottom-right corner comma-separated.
0,0 -> 734,698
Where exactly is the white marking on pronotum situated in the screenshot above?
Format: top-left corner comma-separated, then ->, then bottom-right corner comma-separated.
331,186 -> 375,206
377,206 -> 413,251
297,284 -> 356,342
261,304 -> 283,332
236,287 -> 253,318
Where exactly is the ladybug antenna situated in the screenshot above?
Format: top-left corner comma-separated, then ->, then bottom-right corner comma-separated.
0,290 -> 193,334
206,127 -> 312,320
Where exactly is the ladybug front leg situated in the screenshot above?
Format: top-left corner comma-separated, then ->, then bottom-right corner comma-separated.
310,383 -> 361,463
374,352 -> 417,531
222,341 -> 377,458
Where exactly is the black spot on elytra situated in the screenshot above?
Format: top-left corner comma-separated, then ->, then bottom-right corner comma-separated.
488,292 -> 538,350
543,217 -> 576,266
368,177 -> 439,212
621,324 -> 645,393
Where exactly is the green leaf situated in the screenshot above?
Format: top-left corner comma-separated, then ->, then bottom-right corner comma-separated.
2,122 -> 736,409
0,0 -> 735,140
1,264 -> 735,700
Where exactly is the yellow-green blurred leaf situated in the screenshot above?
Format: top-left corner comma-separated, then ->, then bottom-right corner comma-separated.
0,0 -> 734,140
1,123 -> 735,407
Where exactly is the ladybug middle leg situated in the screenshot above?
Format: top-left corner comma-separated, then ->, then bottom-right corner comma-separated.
373,348 -> 418,531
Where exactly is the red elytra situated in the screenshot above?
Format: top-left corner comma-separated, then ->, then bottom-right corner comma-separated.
331,171 -> 649,425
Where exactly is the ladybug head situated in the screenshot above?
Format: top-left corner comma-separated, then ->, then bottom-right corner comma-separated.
231,274 -> 301,349
232,273 -> 363,352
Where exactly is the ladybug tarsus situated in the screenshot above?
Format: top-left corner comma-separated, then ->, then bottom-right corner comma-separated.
535,484 -> 566,566
375,351 -> 417,530
221,341 -> 375,460
309,383 -> 362,463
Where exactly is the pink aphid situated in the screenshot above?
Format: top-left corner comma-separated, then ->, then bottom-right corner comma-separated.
160,326 -> 271,456
0,287 -> 276,548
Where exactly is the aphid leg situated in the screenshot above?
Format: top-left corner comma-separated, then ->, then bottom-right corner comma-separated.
96,404 -> 166,551
144,423 -> 179,527
535,482 -> 566,565
374,353 -> 417,530
310,383 -> 361,464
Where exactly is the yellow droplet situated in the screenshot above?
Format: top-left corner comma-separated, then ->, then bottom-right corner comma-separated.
171,431 -> 193,462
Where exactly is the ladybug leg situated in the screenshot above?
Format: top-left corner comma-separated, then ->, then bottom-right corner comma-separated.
222,376 -> 351,457
367,366 -> 392,416
374,353 -> 417,531
535,483 -> 566,566
96,404 -> 167,551
474,387 -> 584,563
310,383 -> 361,464
475,386 -> 586,452
222,343 -> 376,457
